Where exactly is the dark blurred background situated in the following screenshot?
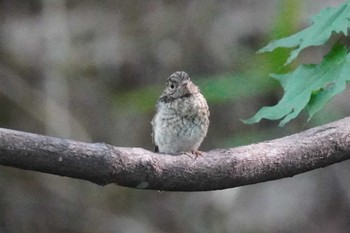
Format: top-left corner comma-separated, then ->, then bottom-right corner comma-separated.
1,0 -> 350,232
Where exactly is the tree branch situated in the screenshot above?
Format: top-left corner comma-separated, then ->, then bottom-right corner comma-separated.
0,117 -> 350,191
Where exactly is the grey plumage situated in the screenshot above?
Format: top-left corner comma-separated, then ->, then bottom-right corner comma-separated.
151,71 -> 210,154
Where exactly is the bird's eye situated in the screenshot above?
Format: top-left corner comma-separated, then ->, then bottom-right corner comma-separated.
170,83 -> 175,89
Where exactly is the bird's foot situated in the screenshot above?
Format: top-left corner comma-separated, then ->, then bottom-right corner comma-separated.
191,150 -> 203,159
182,150 -> 203,159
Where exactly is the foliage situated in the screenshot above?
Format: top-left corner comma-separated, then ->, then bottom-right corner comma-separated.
244,0 -> 350,126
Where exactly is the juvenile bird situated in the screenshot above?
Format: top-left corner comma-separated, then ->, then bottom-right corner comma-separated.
151,71 -> 210,156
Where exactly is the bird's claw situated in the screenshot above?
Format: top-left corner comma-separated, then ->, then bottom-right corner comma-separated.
182,150 -> 203,159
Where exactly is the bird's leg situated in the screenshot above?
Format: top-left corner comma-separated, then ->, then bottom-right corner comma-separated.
191,150 -> 203,159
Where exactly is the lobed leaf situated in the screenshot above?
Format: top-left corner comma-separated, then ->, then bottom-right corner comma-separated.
243,45 -> 350,126
259,1 -> 350,64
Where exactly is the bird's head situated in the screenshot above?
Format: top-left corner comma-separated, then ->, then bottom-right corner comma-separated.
162,71 -> 199,100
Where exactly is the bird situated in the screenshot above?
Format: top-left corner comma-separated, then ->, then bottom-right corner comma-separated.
151,71 -> 210,156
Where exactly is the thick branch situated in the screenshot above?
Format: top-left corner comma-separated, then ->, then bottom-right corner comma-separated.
0,117 -> 350,191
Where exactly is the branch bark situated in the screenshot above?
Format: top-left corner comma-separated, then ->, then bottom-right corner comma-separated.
0,117 -> 350,191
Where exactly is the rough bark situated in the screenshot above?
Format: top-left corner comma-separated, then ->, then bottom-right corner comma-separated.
0,117 -> 350,191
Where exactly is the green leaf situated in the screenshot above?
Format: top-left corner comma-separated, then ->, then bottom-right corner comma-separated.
259,1 -> 350,64
243,45 -> 350,126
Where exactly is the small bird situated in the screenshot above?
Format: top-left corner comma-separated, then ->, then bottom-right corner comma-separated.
151,71 -> 210,156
